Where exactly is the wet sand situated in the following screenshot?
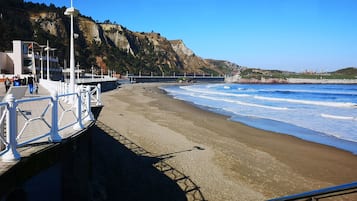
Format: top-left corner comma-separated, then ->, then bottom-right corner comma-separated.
98,83 -> 357,201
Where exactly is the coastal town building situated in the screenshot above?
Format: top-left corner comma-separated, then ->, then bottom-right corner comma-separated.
0,40 -> 63,81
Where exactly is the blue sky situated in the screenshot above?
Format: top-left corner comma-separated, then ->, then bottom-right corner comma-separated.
25,0 -> 357,72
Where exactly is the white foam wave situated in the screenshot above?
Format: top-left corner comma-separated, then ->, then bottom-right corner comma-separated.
254,95 -> 356,108
258,89 -> 357,96
198,95 -> 289,110
321,113 -> 356,120
180,86 -> 250,98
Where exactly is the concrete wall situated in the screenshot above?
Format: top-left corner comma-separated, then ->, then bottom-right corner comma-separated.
0,52 -> 14,75
11,40 -> 24,76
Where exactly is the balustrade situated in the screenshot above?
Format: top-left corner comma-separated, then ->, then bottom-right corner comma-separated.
0,82 -> 102,162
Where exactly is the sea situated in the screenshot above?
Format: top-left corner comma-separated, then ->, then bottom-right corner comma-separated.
161,83 -> 357,154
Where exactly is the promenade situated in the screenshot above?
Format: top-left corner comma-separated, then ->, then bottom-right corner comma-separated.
0,82 -> 93,176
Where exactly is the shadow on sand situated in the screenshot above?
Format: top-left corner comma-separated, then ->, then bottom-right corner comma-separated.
92,121 -> 206,201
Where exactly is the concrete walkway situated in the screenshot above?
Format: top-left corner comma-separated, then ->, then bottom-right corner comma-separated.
0,82 -> 90,175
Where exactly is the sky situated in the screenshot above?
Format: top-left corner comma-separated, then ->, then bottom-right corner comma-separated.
25,0 -> 357,72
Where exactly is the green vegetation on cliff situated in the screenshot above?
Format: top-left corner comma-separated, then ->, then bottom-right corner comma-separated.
0,1 -> 237,76
240,67 -> 357,80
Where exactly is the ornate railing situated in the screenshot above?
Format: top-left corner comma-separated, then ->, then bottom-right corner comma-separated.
0,82 -> 101,162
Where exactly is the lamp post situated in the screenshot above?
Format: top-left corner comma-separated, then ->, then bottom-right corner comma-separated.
39,45 -> 46,79
76,62 -> 80,79
64,0 -> 78,93
44,40 -> 56,80
46,40 -> 50,80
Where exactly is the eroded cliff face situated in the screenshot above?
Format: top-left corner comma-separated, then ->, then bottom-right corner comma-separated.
78,17 -> 103,44
170,39 -> 216,74
29,11 -> 67,39
26,6 -> 239,75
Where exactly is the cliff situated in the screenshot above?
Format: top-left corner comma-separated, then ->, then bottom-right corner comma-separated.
0,1 -> 241,76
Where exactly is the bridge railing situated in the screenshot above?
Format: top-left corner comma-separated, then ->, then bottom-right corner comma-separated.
126,73 -> 225,79
0,83 -> 101,162
268,181 -> 357,201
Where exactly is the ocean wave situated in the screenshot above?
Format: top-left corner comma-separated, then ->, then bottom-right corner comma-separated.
180,86 -> 250,97
254,95 -> 357,108
257,89 -> 357,96
198,95 -> 289,110
163,84 -> 357,153
321,113 -> 356,120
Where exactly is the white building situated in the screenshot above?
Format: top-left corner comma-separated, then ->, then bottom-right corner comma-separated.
0,40 -> 63,81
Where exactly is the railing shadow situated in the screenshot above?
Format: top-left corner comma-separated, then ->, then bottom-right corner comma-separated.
93,121 -> 206,201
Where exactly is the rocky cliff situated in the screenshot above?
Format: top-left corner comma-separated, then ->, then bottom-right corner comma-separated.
1,1 -> 241,75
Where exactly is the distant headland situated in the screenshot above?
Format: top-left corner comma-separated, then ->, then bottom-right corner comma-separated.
226,67 -> 357,84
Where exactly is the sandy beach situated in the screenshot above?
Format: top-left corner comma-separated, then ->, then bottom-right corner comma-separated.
98,83 -> 357,201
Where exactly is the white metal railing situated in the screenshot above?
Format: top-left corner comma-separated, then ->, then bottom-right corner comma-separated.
0,82 -> 102,162
76,77 -> 117,84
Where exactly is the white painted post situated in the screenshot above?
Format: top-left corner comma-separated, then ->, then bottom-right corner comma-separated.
49,90 -> 62,142
0,107 -> 4,151
57,81 -> 60,94
61,81 -> 65,96
96,83 -> 102,106
1,94 -> 21,162
73,86 -> 84,130
83,86 -> 94,124
46,40 -> 50,80
65,82 -> 70,103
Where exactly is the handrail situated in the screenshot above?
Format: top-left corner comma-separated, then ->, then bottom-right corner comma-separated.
0,82 -> 102,162
268,181 -> 357,201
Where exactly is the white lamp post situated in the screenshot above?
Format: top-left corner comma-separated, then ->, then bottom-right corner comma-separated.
39,45 -> 46,79
76,62 -> 80,79
45,40 -> 50,80
64,0 -> 78,93
44,40 -> 56,80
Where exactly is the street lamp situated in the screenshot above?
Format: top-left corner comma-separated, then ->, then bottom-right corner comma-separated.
38,45 -> 46,79
64,0 -> 79,93
44,40 -> 56,80
76,62 -> 80,79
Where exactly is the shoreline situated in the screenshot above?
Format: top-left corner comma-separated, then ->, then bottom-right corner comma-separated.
161,83 -> 357,155
99,83 -> 357,200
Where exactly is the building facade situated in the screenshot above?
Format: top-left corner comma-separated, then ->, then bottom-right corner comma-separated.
0,40 -> 63,81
